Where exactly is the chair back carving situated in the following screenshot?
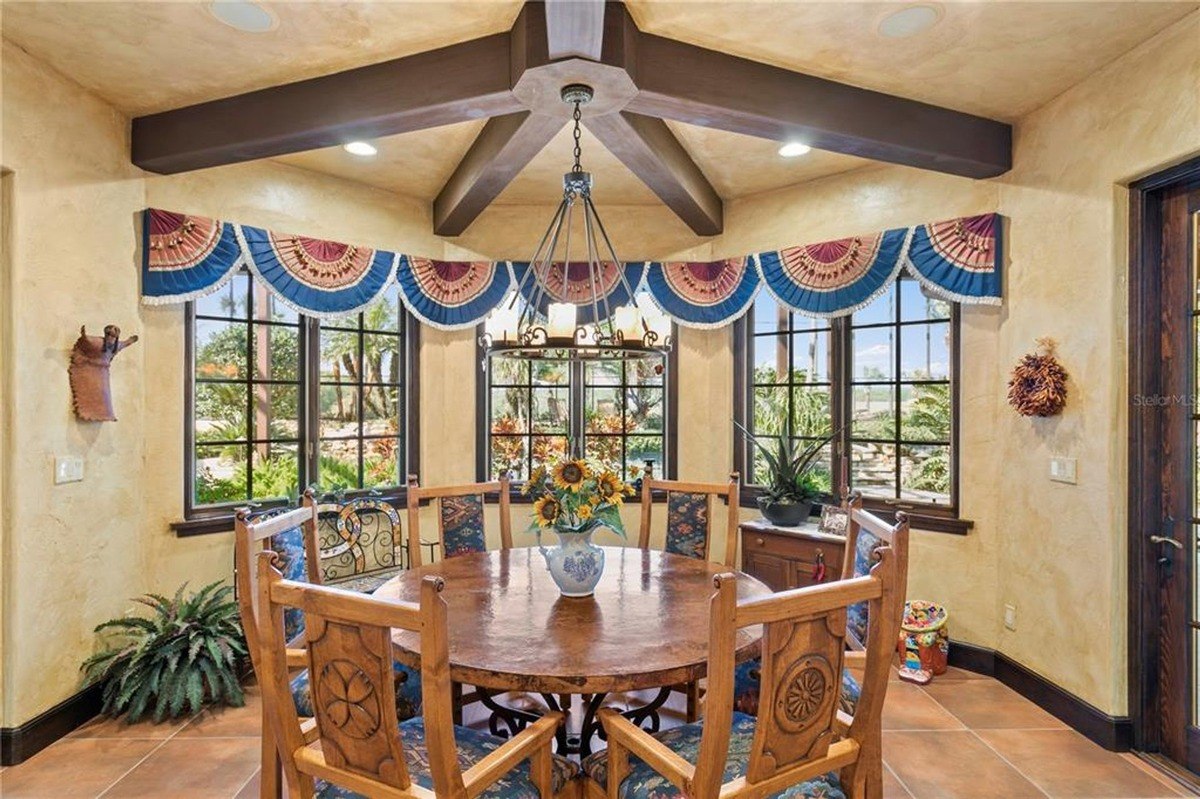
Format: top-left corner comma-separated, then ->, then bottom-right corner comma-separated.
233,492 -> 320,661
406,474 -> 512,567
693,505 -> 908,799
638,465 -> 740,567
316,497 -> 404,583
256,554 -> 461,797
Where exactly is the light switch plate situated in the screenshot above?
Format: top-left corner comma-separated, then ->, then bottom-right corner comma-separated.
1003,604 -> 1017,631
1049,456 -> 1077,484
54,456 -> 84,484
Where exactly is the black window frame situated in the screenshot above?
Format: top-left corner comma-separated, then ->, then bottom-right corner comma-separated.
180,274 -> 420,531
474,324 -> 679,484
734,279 -> 970,534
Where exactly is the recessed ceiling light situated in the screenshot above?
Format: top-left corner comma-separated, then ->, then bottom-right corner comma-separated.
208,1 -> 277,33
878,5 -> 942,39
778,142 -> 812,158
343,141 -> 378,157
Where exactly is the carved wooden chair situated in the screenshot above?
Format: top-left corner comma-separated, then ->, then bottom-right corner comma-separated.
236,493 -> 423,799
315,495 -> 407,592
254,552 -> 582,799
406,474 -> 513,567
583,510 -> 907,799
732,499 -> 909,728
637,466 -> 741,567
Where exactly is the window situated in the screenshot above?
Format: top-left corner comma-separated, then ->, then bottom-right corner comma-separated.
187,270 -> 414,515
738,277 -> 959,517
481,342 -> 674,481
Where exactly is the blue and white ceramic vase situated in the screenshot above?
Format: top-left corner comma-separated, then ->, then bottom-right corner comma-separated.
540,527 -> 605,598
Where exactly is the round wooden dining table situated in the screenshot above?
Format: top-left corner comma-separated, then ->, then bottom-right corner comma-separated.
373,545 -> 771,754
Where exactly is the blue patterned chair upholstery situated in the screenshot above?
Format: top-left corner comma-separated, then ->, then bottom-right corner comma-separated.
846,527 -> 884,647
441,494 -> 488,558
665,492 -> 710,560
312,718 -> 578,799
732,659 -> 861,718
582,713 -> 845,799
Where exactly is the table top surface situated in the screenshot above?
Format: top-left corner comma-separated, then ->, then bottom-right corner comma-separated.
373,546 -> 771,694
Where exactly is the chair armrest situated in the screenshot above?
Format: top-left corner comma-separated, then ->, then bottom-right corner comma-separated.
462,711 -> 564,799
598,709 -> 695,791
286,648 -> 308,669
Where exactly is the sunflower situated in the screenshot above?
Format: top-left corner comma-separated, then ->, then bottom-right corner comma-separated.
552,459 -> 590,492
597,472 -> 626,504
532,496 -> 561,527
577,503 -> 594,521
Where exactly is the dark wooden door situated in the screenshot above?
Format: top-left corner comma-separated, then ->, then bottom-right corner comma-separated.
1131,165 -> 1200,778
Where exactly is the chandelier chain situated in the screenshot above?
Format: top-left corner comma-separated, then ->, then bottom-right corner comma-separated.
572,101 -> 583,173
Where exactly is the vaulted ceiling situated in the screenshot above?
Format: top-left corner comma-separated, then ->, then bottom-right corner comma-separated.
3,1 -> 1194,227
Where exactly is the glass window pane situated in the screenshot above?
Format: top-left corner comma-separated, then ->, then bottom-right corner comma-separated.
901,323 -> 950,380
533,360 -> 569,386
195,443 -> 247,505
752,334 -> 789,383
491,357 -> 527,386
195,273 -> 249,319
792,387 -> 831,438
851,442 -> 896,498
900,279 -> 950,322
793,439 -> 833,494
851,385 -> 894,440
627,435 -> 663,480
901,383 -> 951,442
585,435 -> 623,470
195,383 -> 247,442
753,291 -> 787,335
363,334 -> 402,384
753,385 -> 788,437
628,387 -> 664,434
531,436 -> 568,472
362,291 -> 401,333
531,387 -> 570,434
901,444 -> 950,503
852,284 -> 896,327
791,329 -> 830,383
195,320 -> 247,380
491,387 -> 529,434
319,440 -> 360,492
321,330 -> 361,382
361,385 -> 399,437
252,443 -> 299,502
586,360 -> 622,386
251,324 -> 299,381
852,327 -> 895,381
630,358 -> 663,386
320,384 -> 360,440
251,384 -> 299,440
491,436 -> 527,480
260,292 -> 298,324
363,438 -> 400,489
586,387 -> 623,433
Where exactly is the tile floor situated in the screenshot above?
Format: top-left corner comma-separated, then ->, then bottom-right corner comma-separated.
0,666 -> 1194,798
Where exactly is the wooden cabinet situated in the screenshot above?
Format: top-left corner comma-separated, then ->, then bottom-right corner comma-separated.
739,519 -> 846,592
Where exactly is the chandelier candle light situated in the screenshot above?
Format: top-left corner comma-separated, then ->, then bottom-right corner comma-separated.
481,84 -> 673,365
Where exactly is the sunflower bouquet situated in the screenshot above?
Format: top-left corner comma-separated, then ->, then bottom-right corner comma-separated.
521,458 -> 635,536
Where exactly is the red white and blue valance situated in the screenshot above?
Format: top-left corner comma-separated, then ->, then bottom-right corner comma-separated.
510,262 -> 648,325
141,208 -> 1001,329
396,257 -> 513,331
642,258 -> 761,329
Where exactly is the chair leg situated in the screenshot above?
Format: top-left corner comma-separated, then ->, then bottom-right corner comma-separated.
685,680 -> 701,723
452,681 -> 464,725
260,714 -> 282,799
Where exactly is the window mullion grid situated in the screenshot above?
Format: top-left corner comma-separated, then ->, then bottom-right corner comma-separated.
244,279 -> 254,502
893,291 -> 902,500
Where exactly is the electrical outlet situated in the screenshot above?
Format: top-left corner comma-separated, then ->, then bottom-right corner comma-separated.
1049,456 -> 1077,484
54,456 -> 84,484
1003,604 -> 1017,631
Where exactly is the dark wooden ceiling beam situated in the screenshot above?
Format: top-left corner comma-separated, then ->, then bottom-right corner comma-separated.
434,111 -> 563,236
544,0 -> 606,61
625,32 -> 1012,180
132,33 -> 523,174
585,111 -> 723,235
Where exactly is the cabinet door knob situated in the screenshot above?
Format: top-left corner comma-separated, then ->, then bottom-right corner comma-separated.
755,537 -> 765,546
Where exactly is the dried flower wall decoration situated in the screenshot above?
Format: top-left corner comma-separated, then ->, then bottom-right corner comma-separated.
1007,337 -> 1068,417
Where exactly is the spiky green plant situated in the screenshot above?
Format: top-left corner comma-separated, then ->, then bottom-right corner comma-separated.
81,582 -> 247,723
734,420 -> 840,505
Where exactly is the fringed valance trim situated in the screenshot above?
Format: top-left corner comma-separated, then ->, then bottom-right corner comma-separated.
139,208 -> 1002,329
643,258 -> 762,329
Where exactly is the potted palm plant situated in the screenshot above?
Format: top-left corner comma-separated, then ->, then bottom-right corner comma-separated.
734,421 -> 837,527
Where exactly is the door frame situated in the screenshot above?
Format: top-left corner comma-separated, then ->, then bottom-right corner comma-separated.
1128,155 -> 1200,770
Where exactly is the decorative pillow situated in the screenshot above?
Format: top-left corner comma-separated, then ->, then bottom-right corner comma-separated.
665,492 -> 709,560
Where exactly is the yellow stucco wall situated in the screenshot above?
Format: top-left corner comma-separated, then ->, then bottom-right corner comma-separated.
2,10 -> 1199,725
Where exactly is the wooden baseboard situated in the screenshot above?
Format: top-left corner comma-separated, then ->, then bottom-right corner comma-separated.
0,684 -> 102,766
948,640 -> 1133,752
